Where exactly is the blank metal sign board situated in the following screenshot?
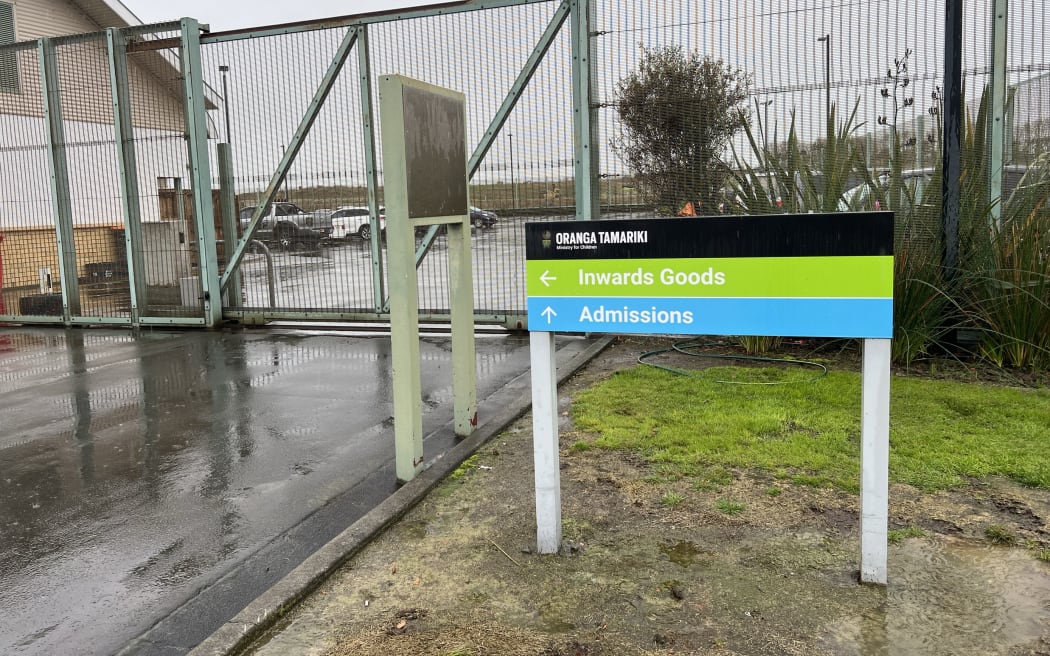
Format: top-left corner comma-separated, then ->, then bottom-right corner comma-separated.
525,213 -> 894,338
402,82 -> 468,219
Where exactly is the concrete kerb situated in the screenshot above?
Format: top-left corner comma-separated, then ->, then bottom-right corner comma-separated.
188,334 -> 613,656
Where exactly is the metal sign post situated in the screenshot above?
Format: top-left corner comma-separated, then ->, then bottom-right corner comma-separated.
380,75 -> 477,483
525,214 -> 894,584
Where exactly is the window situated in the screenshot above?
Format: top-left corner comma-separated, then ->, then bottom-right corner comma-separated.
0,2 -> 18,93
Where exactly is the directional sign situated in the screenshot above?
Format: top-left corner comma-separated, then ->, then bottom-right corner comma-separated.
525,213 -> 894,338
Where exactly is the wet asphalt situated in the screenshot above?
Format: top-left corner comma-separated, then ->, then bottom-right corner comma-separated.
0,326 -> 588,655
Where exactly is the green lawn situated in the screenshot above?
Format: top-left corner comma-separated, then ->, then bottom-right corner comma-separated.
571,365 -> 1050,492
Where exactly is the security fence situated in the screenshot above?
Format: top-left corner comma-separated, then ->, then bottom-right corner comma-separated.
1,0 -> 1047,330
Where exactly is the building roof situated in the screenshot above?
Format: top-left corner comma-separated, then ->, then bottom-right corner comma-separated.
74,0 -> 143,31
71,0 -> 221,113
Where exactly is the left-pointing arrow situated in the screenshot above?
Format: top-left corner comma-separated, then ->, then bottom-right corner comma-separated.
540,270 -> 557,287
541,306 -> 557,324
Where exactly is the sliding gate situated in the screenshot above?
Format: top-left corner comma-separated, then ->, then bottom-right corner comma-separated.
2,0 -> 1043,328
0,0 -> 594,329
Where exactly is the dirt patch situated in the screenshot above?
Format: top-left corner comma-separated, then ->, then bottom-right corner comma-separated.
250,336 -> 1050,656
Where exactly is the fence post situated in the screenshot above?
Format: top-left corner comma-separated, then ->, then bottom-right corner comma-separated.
0,233 -> 5,316
216,144 -> 242,307
181,19 -> 222,327
355,25 -> 386,313
988,0 -> 1008,231
38,36 -> 80,319
571,0 -> 598,221
942,0 -> 963,276
106,27 -> 147,325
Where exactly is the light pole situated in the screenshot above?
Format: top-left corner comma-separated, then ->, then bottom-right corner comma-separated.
817,34 -> 831,140
219,65 -> 231,143
760,99 -> 773,161
509,132 -> 518,210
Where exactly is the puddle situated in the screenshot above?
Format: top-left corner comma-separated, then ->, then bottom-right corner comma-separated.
659,540 -> 705,568
823,536 -> 1050,655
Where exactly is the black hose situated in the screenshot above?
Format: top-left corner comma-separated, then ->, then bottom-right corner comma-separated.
637,337 -> 828,384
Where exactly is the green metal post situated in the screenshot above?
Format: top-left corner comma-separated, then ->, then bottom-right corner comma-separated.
570,0 -> 597,220
380,75 -> 424,483
181,18 -> 221,326
38,37 -> 80,318
174,177 -> 187,225
916,115 -> 925,171
988,0 -> 1008,230
356,25 -> 386,312
217,143 -> 242,306
106,27 -> 147,324
1004,86 -> 1015,165
447,220 -> 477,437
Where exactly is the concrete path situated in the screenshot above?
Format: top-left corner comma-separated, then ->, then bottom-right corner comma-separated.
0,327 -> 604,655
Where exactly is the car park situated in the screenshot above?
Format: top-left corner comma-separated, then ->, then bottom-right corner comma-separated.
330,206 -> 386,240
238,202 -> 332,249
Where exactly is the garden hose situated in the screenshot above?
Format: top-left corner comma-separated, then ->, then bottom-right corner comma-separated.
637,337 -> 829,384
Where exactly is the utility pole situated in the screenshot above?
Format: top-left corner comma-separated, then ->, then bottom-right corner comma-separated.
219,65 -> 231,143
817,34 -> 831,141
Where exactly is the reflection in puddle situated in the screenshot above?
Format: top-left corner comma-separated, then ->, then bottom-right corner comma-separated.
824,536 -> 1050,655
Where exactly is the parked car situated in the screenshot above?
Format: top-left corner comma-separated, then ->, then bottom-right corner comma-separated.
416,207 -> 499,236
330,206 -> 386,240
238,202 -> 331,249
469,206 -> 499,229
838,165 -> 1033,212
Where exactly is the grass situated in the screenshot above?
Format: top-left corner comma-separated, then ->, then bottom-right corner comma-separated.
449,455 -> 480,481
661,491 -> 686,508
571,365 -> 1050,493
1036,549 -> 1050,563
984,524 -> 1017,545
888,526 -> 927,544
715,499 -> 746,515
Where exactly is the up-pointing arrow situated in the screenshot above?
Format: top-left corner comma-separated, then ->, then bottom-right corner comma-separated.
540,270 -> 557,287
541,306 -> 557,324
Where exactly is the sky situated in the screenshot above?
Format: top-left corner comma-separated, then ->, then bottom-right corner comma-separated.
120,0 -> 440,31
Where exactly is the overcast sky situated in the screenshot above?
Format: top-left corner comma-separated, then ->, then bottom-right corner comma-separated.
120,0 -> 439,31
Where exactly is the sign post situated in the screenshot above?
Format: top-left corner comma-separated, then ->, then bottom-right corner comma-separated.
525,213 -> 894,584
530,330 -> 561,553
380,75 -> 477,483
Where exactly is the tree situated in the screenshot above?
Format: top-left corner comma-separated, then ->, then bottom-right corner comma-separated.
613,45 -> 751,213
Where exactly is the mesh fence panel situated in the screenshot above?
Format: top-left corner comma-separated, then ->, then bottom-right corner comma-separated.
201,28 -> 372,313
367,3 -> 573,316
125,32 -> 204,318
1006,0 -> 1050,168
0,44 -> 56,317
593,0 -> 946,213
55,36 -> 131,319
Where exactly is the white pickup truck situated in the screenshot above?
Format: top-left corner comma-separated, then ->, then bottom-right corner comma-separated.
238,202 -> 332,249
